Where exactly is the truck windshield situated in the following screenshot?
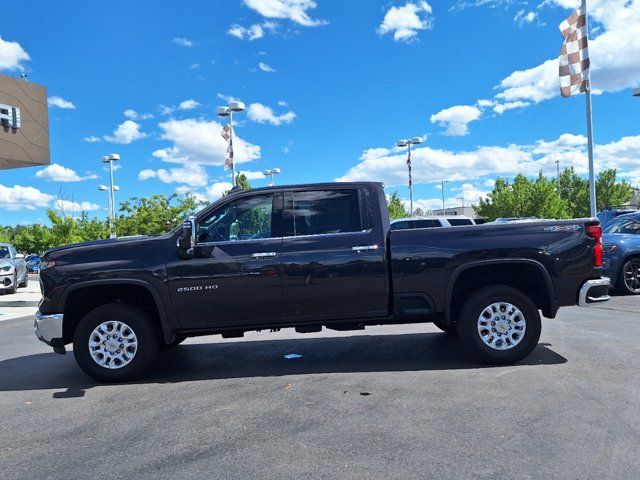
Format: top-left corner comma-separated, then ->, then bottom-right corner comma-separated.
0,247 -> 9,259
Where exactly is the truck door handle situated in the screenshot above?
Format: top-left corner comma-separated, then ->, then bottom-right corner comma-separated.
352,245 -> 379,252
251,252 -> 277,259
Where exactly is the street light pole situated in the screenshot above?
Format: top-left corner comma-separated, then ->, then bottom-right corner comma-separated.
396,136 -> 423,216
101,154 -> 120,238
217,101 -> 245,187
262,168 -> 281,187
98,185 -> 111,231
441,179 -> 450,215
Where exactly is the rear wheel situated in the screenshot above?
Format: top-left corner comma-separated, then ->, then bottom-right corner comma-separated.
618,259 -> 640,295
73,303 -> 159,382
457,285 -> 541,364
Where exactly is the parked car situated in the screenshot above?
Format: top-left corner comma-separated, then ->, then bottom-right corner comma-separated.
597,209 -> 637,228
602,212 -> 640,294
390,215 -> 476,230
35,182 -> 610,382
26,254 -> 41,273
0,243 -> 29,294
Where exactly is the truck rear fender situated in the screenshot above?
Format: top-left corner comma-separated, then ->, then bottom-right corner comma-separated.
445,259 -> 558,324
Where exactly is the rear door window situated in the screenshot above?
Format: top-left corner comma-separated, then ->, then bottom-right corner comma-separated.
391,221 -> 412,230
285,189 -> 363,236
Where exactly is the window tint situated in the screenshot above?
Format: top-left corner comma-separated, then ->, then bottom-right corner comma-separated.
447,218 -> 473,226
414,219 -> 442,228
391,221 -> 412,230
286,189 -> 362,236
603,217 -> 640,234
0,246 -> 9,259
197,194 -> 274,243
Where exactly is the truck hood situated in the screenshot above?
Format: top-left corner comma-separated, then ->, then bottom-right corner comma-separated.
44,235 -> 158,256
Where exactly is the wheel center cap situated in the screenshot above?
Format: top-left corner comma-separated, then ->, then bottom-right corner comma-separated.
106,340 -> 119,352
496,321 -> 509,334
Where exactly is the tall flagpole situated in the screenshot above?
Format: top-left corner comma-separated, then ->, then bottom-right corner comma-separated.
584,0 -> 597,217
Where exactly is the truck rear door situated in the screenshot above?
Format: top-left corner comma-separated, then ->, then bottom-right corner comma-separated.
280,186 -> 388,319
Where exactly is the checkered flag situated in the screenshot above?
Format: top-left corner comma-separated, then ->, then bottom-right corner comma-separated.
221,123 -> 234,171
559,2 -> 590,98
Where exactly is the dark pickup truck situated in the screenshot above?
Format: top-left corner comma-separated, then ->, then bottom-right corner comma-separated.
35,182 -> 610,381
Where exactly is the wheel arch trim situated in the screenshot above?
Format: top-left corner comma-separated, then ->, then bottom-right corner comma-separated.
445,258 -> 557,322
61,279 -> 172,342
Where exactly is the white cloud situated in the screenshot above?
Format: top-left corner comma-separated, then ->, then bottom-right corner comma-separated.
103,120 -> 148,144
493,100 -> 530,114
247,102 -> 296,126
55,199 -> 101,213
228,22 -> 279,40
154,118 -> 261,167
337,132 -> 640,189
377,1 -> 433,43
189,63 -> 200,69
497,0 -> 640,104
138,163 -> 208,187
258,62 -> 276,73
206,182 -> 234,200
242,0 -> 327,27
0,184 -> 53,211
173,37 -> 195,47
277,100 -> 288,106
430,105 -> 482,136
124,109 -> 153,120
84,136 -> 102,143
0,35 -> 30,71
239,170 -> 267,180
47,96 -> 75,109
35,163 -> 97,182
513,9 -> 538,26
179,99 -> 201,110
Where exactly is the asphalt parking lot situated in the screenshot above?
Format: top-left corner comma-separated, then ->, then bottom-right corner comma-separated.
1,297 -> 639,480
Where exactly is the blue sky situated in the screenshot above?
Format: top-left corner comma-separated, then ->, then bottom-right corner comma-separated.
1,0 -> 639,225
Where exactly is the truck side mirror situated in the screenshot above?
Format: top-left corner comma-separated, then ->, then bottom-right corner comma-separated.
177,216 -> 196,259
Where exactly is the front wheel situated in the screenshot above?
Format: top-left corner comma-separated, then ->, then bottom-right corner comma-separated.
457,285 -> 541,365
73,303 -> 159,382
6,273 -> 17,294
18,274 -> 28,288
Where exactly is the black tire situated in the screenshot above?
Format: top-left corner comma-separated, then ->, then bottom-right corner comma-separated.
162,334 -> 187,349
18,274 -> 28,288
457,285 -> 541,365
73,303 -> 160,382
617,258 -> 640,295
432,319 -> 458,336
6,273 -> 17,294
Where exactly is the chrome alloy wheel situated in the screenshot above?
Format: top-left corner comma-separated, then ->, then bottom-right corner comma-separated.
88,321 -> 138,369
477,302 -> 526,351
623,261 -> 640,294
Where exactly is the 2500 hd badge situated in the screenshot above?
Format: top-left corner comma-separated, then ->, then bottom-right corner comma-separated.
176,285 -> 218,293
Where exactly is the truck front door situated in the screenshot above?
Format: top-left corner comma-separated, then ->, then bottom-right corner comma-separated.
167,191 -> 284,328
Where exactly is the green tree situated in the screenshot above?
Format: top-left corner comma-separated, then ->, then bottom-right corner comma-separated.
47,210 -> 84,247
596,168 -> 632,210
557,167 -> 590,218
476,173 -> 569,221
387,192 -> 409,219
115,193 -> 205,236
235,173 -> 251,190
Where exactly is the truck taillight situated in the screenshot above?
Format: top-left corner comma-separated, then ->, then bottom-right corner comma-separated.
586,225 -> 603,267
